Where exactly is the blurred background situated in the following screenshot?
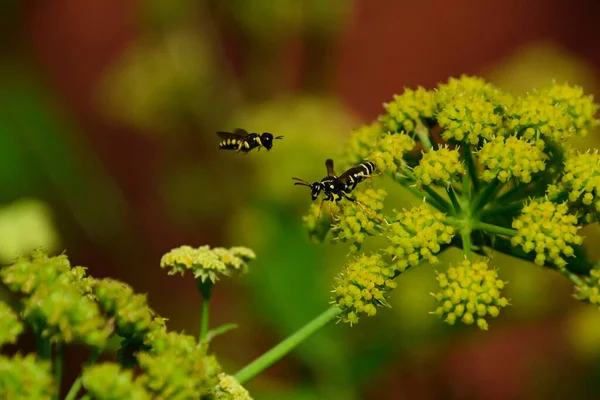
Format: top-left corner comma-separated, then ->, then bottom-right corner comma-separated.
2,0 -> 600,399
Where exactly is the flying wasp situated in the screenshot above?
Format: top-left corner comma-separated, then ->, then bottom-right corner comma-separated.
217,128 -> 284,153
292,159 -> 382,222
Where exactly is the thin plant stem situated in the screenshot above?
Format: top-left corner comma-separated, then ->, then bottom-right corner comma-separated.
463,146 -> 480,193
234,307 -> 342,385
471,179 -> 503,214
64,349 -> 101,400
36,333 -> 51,361
422,186 -> 454,214
462,167 -> 471,202
461,228 -> 472,259
446,186 -> 461,212
392,173 -> 446,211
480,201 -> 525,218
54,343 -> 65,400
415,122 -> 433,151
200,298 -> 210,343
472,221 -> 517,237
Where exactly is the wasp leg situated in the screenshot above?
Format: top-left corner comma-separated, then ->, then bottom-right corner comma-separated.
328,201 -> 338,222
342,193 -> 384,223
317,198 -> 326,220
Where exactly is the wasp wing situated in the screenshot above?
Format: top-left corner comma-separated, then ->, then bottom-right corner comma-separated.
216,129 -> 248,141
325,159 -> 337,177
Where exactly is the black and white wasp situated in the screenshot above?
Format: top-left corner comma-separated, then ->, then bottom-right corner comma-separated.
217,128 -> 284,153
292,159 -> 380,221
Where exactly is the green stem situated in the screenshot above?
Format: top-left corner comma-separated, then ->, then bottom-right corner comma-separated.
462,167 -> 471,202
422,186 -> 454,214
461,227 -> 472,259
64,349 -> 101,400
36,333 -> 51,361
463,145 -> 480,193
446,186 -> 461,213
200,299 -> 210,343
391,173 -> 445,211
196,279 -> 213,343
472,221 -> 517,237
415,121 -> 433,151
54,343 -> 64,400
560,267 -> 586,287
471,179 -> 502,214
234,307 -> 342,385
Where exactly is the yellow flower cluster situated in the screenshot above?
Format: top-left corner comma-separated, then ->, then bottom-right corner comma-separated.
160,245 -> 255,282
413,147 -> 465,187
433,260 -> 509,330
560,151 -> 600,219
477,136 -> 548,183
437,94 -> 504,145
385,205 -> 455,272
543,83 -> 599,137
213,373 -> 252,400
368,133 -> 416,173
511,200 -> 583,268
435,75 -> 513,110
342,122 -> 385,167
381,87 -> 437,134
332,254 -> 396,325
330,188 -> 387,252
0,302 -> 23,347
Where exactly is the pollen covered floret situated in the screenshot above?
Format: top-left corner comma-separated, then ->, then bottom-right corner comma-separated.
511,200 -> 583,268
435,75 -> 513,110
505,92 -> 575,142
574,267 -> 600,311
0,249 -> 71,295
381,87 -> 437,134
330,188 -> 387,252
212,373 -> 252,400
0,302 -> 23,347
302,201 -> 334,243
437,94 -> 504,145
368,132 -> 416,173
82,362 -> 151,400
413,147 -> 465,187
160,245 -> 256,283
332,253 -> 396,325
386,205 -> 455,272
477,136 -> 548,183
94,279 -> 156,340
342,121 -> 386,167
432,260 -> 509,330
559,151 -> 600,219
542,83 -> 599,137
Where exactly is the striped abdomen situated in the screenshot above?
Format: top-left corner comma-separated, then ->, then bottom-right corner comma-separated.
219,137 -> 250,151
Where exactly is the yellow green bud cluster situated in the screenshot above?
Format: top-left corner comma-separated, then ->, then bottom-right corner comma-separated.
330,188 -> 387,252
0,354 -> 55,399
332,254 -> 396,325
82,363 -> 151,400
413,147 -> 465,187
0,302 -> 23,347
559,151 -> 600,220
511,200 -> 583,268
386,205 -> 455,272
302,201 -> 335,243
477,136 -> 547,183
574,268 -> 600,310
435,75 -> 513,110
542,83 -> 599,137
381,87 -> 436,134
505,92 -> 577,142
160,245 -> 255,283
138,330 -> 213,399
1,250 -> 111,347
94,279 -> 156,340
437,94 -> 504,145
212,373 -> 253,400
368,133 -> 416,173
433,260 -> 509,330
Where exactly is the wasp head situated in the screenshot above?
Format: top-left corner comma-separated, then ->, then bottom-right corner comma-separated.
260,132 -> 284,150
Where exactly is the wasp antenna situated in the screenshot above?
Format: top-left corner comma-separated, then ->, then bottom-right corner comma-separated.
275,136 -> 284,139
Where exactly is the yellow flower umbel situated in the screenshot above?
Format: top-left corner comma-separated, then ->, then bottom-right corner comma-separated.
437,94 -> 504,145
82,363 -> 151,400
0,354 -> 55,399
332,254 -> 396,325
413,147 -> 465,188
381,87 -> 437,134
542,83 -> 599,137
386,205 -> 455,272
511,200 -> 583,268
329,188 -> 387,252
433,260 -> 509,330
368,133 -> 416,173
342,122 -> 386,167
160,245 -> 255,283
477,136 -> 548,183
558,151 -> 600,221
575,267 -> 600,311
435,75 -> 513,110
